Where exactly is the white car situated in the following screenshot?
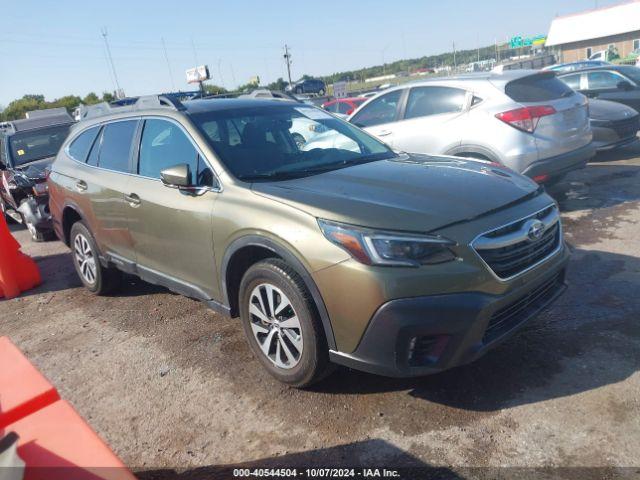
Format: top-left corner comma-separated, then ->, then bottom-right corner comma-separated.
346,70 -> 595,183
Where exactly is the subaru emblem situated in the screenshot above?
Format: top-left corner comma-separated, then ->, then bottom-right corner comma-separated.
526,220 -> 545,241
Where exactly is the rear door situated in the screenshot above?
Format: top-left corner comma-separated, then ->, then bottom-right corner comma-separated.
69,120 -> 138,262
585,70 -> 640,111
390,86 -> 468,154
349,89 -> 404,146
125,117 -> 219,299
505,72 -> 591,159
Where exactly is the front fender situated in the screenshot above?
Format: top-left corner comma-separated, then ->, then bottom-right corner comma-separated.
220,234 -> 337,350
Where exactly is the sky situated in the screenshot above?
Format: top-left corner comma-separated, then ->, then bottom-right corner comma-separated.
0,0 -> 624,106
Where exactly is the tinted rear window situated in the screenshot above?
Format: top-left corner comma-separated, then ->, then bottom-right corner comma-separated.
96,120 -> 138,172
505,73 -> 574,102
68,126 -> 100,162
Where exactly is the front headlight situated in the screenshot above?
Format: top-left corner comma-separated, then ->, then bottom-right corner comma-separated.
318,219 -> 457,267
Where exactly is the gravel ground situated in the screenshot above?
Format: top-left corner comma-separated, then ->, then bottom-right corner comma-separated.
1,145 -> 639,478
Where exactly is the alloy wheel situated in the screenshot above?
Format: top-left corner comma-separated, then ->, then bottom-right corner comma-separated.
74,233 -> 97,285
248,283 -> 303,369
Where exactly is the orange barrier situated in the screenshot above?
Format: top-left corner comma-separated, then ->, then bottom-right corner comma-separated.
0,337 -> 60,429
0,338 -> 136,480
0,215 -> 41,299
6,400 -> 136,480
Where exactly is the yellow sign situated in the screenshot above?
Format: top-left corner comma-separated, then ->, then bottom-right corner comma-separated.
17,149 -> 25,156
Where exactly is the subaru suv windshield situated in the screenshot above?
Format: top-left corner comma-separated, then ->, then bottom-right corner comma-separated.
8,124 -> 71,166
190,104 -> 395,181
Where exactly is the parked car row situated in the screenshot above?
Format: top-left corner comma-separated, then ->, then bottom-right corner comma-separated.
2,66 -> 639,388
314,70 -> 595,184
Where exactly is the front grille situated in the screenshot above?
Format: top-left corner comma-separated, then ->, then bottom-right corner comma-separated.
483,272 -> 563,343
473,205 -> 561,279
611,115 -> 640,140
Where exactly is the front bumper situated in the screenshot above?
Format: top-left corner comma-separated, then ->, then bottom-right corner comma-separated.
522,143 -> 595,180
329,253 -> 569,377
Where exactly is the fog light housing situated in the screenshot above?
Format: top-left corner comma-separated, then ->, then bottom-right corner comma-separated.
408,335 -> 450,366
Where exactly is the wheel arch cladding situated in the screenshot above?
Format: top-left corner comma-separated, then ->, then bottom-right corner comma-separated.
62,206 -> 83,246
221,235 -> 337,351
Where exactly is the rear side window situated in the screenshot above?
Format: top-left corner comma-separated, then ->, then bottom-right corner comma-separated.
337,102 -> 352,115
324,102 -> 339,113
405,86 -> 467,119
505,73 -> 574,102
350,90 -> 402,127
560,73 -> 582,90
68,126 -> 100,162
96,121 -> 138,172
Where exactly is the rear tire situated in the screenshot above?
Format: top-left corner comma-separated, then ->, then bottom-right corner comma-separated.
239,258 -> 332,388
70,221 -> 121,295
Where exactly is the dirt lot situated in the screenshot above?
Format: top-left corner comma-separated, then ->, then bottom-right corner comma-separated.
2,146 -> 640,477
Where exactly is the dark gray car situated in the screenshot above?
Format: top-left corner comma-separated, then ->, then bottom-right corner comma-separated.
589,99 -> 639,151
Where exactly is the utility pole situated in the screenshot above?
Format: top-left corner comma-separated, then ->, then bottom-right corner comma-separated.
283,44 -> 293,87
217,59 -> 225,89
101,27 -> 122,97
453,41 -> 457,71
161,37 -> 176,91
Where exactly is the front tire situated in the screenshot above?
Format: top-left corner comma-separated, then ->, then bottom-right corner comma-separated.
70,221 -> 121,295
239,258 -> 331,388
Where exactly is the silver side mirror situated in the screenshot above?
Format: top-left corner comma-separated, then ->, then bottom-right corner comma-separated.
160,164 -> 191,188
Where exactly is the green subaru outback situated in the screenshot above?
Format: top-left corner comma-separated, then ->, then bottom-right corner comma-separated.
49,95 -> 569,387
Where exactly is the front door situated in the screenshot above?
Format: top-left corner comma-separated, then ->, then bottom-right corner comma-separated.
391,86 -> 468,154
125,118 -> 219,299
350,89 -> 404,147
585,70 -> 640,111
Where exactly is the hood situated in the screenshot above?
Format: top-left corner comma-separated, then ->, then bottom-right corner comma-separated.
251,154 -> 541,232
589,99 -> 638,122
13,157 -> 54,181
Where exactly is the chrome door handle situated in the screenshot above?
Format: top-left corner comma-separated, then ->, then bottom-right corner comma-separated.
377,130 -> 392,136
124,193 -> 141,207
75,180 -> 87,192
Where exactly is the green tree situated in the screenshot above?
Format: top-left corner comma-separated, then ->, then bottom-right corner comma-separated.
266,77 -> 287,91
202,84 -> 228,95
50,95 -> 82,112
101,92 -> 115,103
83,92 -> 101,105
1,95 -> 46,121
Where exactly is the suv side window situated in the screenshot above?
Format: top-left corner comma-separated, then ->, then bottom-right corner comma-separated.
587,71 -> 625,90
404,86 -> 467,119
68,126 -> 100,163
561,73 -> 582,90
350,90 -> 402,128
138,119 -> 214,187
0,137 -> 6,168
337,102 -> 352,115
324,102 -> 339,113
95,121 -> 138,172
